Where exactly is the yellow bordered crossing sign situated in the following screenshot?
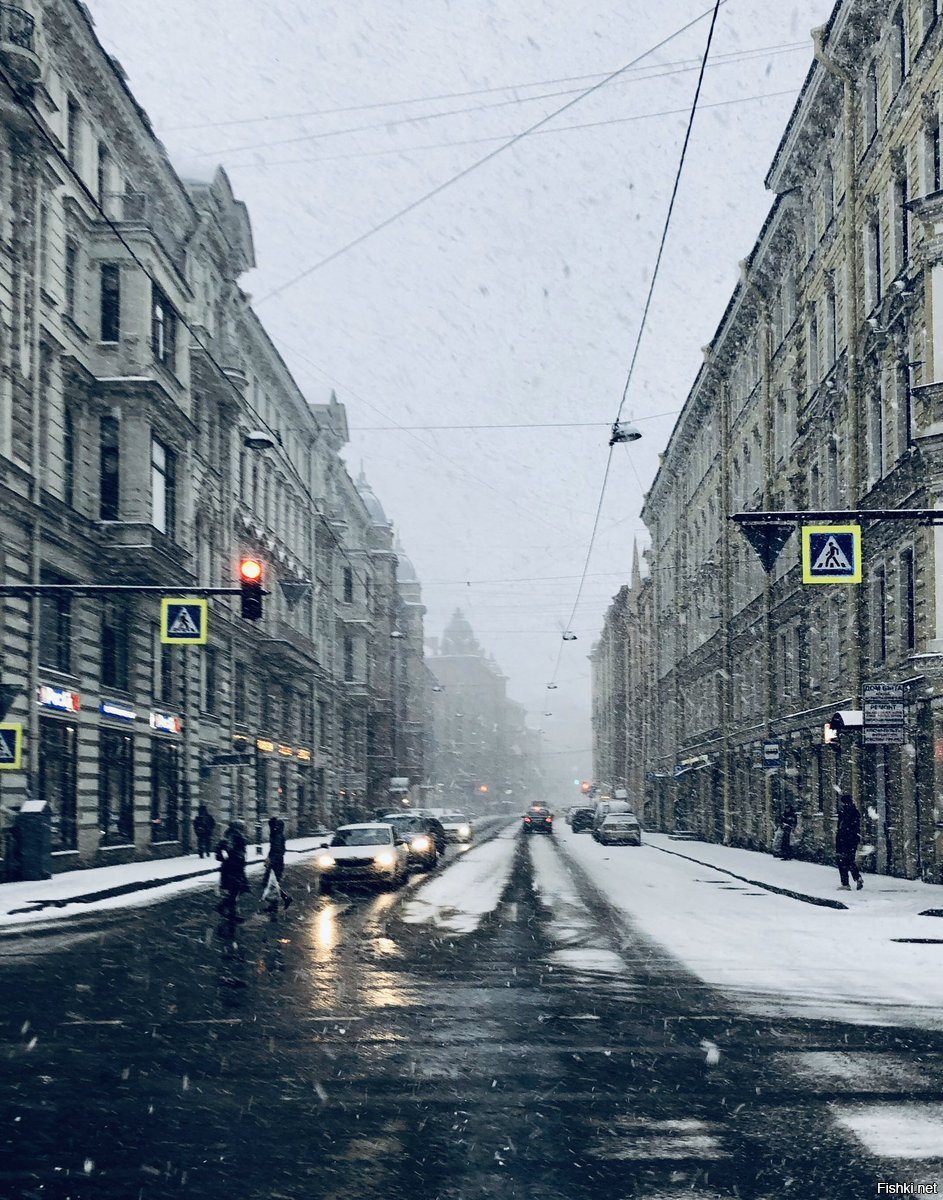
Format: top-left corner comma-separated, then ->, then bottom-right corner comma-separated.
160,598 -> 208,644
801,525 -> 862,584
0,723 -> 23,770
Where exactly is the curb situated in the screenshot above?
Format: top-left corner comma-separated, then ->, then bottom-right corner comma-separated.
651,843 -> 849,910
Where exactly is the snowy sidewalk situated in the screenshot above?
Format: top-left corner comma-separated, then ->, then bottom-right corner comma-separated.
644,831 -> 943,918
0,836 -> 330,930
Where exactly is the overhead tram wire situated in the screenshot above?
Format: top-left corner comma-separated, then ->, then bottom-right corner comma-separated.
0,66 -> 384,607
253,2 -> 729,306
547,0 -> 724,694
351,410 -> 680,431
167,40 -> 806,134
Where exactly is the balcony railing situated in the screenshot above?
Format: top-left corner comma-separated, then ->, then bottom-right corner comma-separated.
0,5 -> 40,84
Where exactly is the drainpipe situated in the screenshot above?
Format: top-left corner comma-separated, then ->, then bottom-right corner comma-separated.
27,171 -> 44,804
812,25 -> 862,811
717,370 -> 734,844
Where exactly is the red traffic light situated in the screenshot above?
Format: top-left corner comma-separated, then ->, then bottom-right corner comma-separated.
239,558 -> 264,620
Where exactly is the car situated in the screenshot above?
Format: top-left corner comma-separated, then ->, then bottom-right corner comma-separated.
522,806 -> 553,834
440,811 -> 473,843
570,806 -> 595,834
383,812 -> 447,854
591,800 -> 635,837
595,813 -> 642,846
315,823 -> 409,893
381,814 -> 441,870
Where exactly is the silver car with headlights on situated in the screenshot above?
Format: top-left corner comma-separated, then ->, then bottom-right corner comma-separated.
316,824 -> 410,894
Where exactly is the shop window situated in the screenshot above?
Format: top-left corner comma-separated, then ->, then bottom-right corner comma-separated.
150,739 -> 180,843
99,729 -> 134,845
39,717 -> 78,851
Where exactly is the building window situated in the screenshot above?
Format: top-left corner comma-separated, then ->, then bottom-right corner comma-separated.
203,645 -> 218,713
890,7 -> 908,95
66,97 -> 81,169
901,548 -> 917,651
344,635 -> 354,681
825,285 -> 838,368
151,284 -> 177,368
39,717 -> 78,851
64,237 -> 78,319
929,120 -> 942,193
158,641 -> 179,705
101,599 -> 130,691
866,218 -> 882,310
151,436 -> 176,536
100,263 -> 120,342
864,62 -> 879,145
343,566 -> 353,604
150,739 -> 180,843
234,661 -> 248,725
63,408 -> 75,508
807,309 -> 819,389
96,141 -> 109,202
99,415 -> 120,520
869,383 -> 886,483
39,571 -> 72,673
873,567 -> 887,663
99,729 -> 134,846
894,174 -> 910,272
924,0 -> 941,42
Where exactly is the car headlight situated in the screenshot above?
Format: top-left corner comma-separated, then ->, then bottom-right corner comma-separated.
374,851 -> 396,867
316,854 -> 336,869
458,824 -> 471,838
411,836 -> 431,851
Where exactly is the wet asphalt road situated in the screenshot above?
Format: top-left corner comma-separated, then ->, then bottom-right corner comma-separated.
0,830 -> 940,1198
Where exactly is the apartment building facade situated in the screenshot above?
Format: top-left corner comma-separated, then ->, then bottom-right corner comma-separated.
0,0 -> 427,871
597,0 -> 943,881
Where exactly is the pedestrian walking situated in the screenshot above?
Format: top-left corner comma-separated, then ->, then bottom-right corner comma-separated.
215,820 -> 250,936
194,803 -> 216,858
835,794 -> 863,891
260,816 -> 293,914
779,802 -> 798,861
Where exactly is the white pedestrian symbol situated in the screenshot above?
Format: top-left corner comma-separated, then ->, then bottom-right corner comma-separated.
168,606 -> 201,636
812,535 -> 852,573
0,735 -> 13,760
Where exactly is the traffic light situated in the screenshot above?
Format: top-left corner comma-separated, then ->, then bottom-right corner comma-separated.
580,780 -> 591,794
239,558 -> 264,620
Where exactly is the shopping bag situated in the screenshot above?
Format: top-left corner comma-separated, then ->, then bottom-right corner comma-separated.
261,873 -> 281,903
772,828 -> 783,856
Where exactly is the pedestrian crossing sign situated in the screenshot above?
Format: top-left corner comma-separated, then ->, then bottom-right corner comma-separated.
160,598 -> 208,644
801,525 -> 862,584
0,723 -> 23,770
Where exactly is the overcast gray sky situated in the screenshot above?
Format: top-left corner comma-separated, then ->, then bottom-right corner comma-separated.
87,0 -> 834,788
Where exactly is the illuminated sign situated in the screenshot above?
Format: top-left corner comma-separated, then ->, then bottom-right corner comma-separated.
278,744 -> 293,757
257,738 -> 275,754
296,748 -> 312,763
149,711 -> 182,734
100,701 -> 136,722
38,686 -> 81,712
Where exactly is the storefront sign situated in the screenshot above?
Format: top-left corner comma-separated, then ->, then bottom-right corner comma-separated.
100,701 -> 136,723
390,776 -> 409,791
256,738 -> 275,754
38,685 -> 81,712
149,710 -> 182,734
863,683 -> 905,745
278,744 -> 293,757
296,748 -> 312,763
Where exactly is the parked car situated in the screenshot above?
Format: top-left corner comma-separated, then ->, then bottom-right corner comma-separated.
595,813 -> 642,846
316,824 -> 409,893
523,806 -> 553,835
570,806 -> 595,834
591,800 -> 635,837
440,811 -> 473,843
381,814 -> 441,870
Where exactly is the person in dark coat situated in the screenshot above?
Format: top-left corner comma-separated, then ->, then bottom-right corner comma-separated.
216,820 -> 249,934
779,803 -> 798,861
835,794 -> 863,890
194,803 -> 216,858
260,816 -> 292,913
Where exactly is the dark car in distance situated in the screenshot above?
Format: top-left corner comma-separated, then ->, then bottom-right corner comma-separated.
570,806 -> 595,834
381,814 -> 442,871
523,806 -> 553,835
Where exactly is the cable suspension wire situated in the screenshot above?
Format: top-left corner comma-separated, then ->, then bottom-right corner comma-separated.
547,0 -> 724,694
254,3 -> 728,306
168,40 -> 805,134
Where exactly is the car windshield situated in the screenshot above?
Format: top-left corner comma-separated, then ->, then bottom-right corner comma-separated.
330,827 -> 392,847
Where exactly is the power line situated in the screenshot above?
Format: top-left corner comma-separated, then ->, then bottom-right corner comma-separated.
351,411 -> 680,431
228,89 -> 796,173
197,43 -> 801,160
550,0 -> 724,690
254,3 -> 728,306
166,40 -> 805,134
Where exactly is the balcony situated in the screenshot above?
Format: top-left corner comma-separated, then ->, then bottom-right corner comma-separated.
96,521 -> 192,583
0,6 -> 40,85
101,192 -> 185,274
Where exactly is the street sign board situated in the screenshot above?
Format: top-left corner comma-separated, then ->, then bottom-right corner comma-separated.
801,525 -> 862,584
863,683 -> 906,744
762,739 -> 781,767
160,598 -> 208,645
0,723 -> 23,770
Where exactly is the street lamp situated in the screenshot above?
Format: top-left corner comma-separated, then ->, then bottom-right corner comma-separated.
243,429 -> 278,451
